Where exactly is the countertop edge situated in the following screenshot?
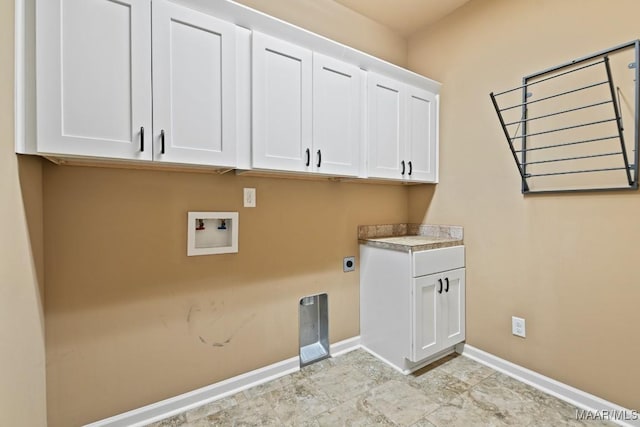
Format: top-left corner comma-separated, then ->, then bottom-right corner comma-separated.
359,239 -> 464,252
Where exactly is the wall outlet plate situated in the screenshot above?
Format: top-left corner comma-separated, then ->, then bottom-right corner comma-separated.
343,256 -> 356,272
512,316 -> 526,338
243,188 -> 256,208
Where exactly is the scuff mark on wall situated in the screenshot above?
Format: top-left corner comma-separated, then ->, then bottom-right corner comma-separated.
207,313 -> 257,348
186,305 -> 201,323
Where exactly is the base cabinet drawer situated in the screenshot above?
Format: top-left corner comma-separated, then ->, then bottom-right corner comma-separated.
413,245 -> 464,277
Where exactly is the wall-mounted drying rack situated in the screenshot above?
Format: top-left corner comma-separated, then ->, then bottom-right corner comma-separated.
490,40 -> 640,194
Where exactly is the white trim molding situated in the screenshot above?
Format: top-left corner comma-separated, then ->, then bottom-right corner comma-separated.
84,337 -> 361,427
14,0 -> 24,152
457,344 -> 640,427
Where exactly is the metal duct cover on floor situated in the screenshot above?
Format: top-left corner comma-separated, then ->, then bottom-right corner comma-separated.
299,293 -> 329,367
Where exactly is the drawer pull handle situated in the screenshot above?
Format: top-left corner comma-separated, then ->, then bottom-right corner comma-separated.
438,278 -> 443,294
445,277 -> 450,292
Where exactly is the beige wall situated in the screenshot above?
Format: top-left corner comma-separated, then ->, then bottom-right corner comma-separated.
408,0 -> 640,411
0,0 -> 47,426
234,0 -> 407,67
43,2 -> 409,425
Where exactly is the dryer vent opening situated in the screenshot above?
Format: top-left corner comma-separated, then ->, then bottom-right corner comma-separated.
299,293 -> 329,367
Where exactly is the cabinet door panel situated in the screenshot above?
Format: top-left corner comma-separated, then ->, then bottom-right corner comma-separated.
411,274 -> 440,362
441,268 -> 466,348
152,0 -> 236,166
313,53 -> 361,177
367,73 -> 405,179
37,0 -> 152,159
252,32 -> 312,172
407,87 -> 438,182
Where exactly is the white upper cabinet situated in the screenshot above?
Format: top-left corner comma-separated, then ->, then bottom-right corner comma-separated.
406,87 -> 438,182
312,53 -> 362,177
367,73 -> 405,180
252,31 -> 312,172
26,0 -> 438,179
36,0 -> 152,160
152,0 -> 236,166
367,72 -> 439,183
251,36 -> 363,176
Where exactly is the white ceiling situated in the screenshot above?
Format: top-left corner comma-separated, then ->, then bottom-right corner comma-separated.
333,0 -> 472,37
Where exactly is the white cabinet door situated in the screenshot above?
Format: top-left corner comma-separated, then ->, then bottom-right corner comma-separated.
367,73 -> 405,179
252,32 -> 312,172
406,87 -> 438,183
36,0 -> 152,160
411,273 -> 440,362
312,53 -> 362,177
441,268 -> 466,349
152,0 -> 236,166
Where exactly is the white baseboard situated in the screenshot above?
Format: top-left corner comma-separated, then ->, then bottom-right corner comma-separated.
85,337 -> 361,427
361,345 -> 456,375
457,344 -> 640,427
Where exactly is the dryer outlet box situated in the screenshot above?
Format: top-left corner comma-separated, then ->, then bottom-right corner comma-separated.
343,256 -> 356,272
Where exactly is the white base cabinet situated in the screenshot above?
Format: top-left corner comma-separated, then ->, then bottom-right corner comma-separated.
360,244 -> 465,373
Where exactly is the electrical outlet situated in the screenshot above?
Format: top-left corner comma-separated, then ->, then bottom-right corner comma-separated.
512,316 -> 526,338
343,256 -> 356,272
243,188 -> 256,208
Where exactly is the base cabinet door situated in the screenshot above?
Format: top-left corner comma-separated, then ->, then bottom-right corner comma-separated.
411,274 -> 440,362
152,0 -> 237,166
36,0 -> 152,160
411,268 -> 465,362
441,268 -> 466,349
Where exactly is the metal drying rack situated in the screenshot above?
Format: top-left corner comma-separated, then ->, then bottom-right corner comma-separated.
490,40 -> 640,194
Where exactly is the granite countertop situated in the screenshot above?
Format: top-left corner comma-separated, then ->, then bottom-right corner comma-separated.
358,223 -> 463,252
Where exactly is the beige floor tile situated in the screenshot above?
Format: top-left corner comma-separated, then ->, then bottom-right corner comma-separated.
204,396 -> 281,426
312,397 -> 395,427
468,375 -> 545,425
438,355 -> 496,386
409,366 -> 472,405
263,378 -> 334,425
306,362 -> 380,402
362,379 -> 440,426
426,392 -> 511,427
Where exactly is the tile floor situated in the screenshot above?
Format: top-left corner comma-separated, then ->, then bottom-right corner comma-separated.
147,349 -> 616,427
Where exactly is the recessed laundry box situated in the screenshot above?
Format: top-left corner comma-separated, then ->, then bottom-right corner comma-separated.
187,212 -> 238,256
